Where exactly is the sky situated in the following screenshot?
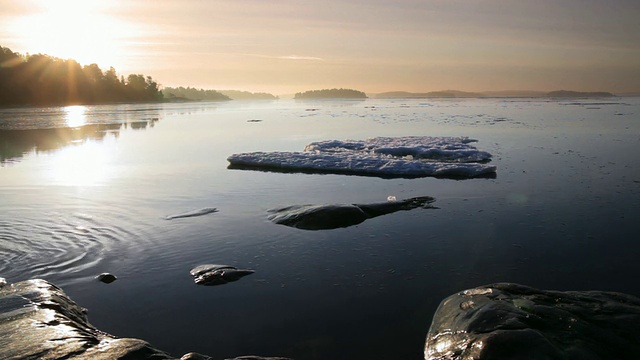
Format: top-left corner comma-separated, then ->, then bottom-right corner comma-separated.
1,0 -> 640,95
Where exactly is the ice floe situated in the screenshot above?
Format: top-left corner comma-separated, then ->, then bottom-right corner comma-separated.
228,136 -> 496,178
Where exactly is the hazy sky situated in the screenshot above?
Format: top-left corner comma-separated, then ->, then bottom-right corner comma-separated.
1,0 -> 639,94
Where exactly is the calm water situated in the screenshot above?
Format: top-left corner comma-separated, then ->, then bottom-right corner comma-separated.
1,99 -> 639,359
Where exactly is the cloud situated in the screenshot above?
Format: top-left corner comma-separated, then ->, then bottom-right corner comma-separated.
240,53 -> 325,61
277,55 -> 325,61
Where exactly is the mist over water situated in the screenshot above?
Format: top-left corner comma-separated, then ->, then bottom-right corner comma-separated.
1,98 -> 639,359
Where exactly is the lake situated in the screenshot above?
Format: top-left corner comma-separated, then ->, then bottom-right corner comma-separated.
1,98 -> 639,359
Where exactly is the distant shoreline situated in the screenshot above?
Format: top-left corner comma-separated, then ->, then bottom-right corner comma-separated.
371,90 -> 617,99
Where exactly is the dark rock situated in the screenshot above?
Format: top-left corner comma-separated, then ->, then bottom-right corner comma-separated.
190,264 -> 255,286
95,273 -> 117,284
424,283 -> 640,359
268,196 -> 436,230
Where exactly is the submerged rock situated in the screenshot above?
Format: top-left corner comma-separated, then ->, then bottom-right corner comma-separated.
95,272 -> 117,284
190,264 -> 255,286
268,196 -> 436,230
425,283 -> 640,359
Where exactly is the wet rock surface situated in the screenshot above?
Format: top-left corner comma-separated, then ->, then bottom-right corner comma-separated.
268,196 -> 436,230
190,264 -> 255,286
425,283 -> 640,360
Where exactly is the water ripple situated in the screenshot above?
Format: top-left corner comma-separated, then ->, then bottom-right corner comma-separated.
0,208 -> 153,284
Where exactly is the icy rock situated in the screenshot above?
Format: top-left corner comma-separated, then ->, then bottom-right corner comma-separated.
190,264 -> 255,286
425,283 -> 640,359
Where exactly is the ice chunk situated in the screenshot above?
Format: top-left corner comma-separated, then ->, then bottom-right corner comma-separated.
305,136 -> 491,163
228,136 -> 496,179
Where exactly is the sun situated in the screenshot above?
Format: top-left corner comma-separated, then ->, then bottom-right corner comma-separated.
9,0 -> 139,69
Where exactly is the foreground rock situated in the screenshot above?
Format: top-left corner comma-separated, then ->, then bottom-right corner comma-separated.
190,265 -> 255,286
268,196 -> 436,230
425,283 -> 640,359
0,279 -> 290,360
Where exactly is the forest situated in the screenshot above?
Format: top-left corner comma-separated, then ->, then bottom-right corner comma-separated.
0,46 -> 163,106
162,87 -> 278,101
163,86 -> 231,101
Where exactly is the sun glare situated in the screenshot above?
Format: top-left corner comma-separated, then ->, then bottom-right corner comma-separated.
64,105 -> 87,128
10,0 -> 139,69
48,140 -> 114,187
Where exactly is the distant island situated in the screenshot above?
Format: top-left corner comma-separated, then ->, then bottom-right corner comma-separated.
294,88 -> 367,99
0,45 -> 163,106
162,87 -> 279,101
219,90 -> 278,100
374,89 -> 615,99
545,90 -> 615,98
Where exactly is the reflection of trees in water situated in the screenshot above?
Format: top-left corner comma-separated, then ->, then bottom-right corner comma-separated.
0,119 -> 159,164
125,118 -> 158,130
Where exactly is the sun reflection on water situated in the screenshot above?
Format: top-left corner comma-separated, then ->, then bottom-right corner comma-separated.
64,106 -> 87,128
47,140 -> 115,187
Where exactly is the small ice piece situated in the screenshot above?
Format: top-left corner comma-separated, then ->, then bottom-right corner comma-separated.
387,195 -> 397,201
462,288 -> 493,296
0,277 -> 6,287
165,207 -> 218,220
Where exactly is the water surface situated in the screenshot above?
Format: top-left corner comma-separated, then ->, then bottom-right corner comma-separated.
1,99 -> 639,359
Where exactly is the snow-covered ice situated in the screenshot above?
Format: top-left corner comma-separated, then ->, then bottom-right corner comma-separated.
227,136 -> 496,178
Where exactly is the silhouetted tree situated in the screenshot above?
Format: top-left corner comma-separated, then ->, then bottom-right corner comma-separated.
0,45 -> 163,106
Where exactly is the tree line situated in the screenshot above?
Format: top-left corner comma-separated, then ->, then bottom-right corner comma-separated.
0,46 -> 163,106
163,86 -> 231,101
163,87 -> 278,101
294,88 -> 367,99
